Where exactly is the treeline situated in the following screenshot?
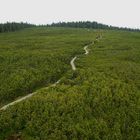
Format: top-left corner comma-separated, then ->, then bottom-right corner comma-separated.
0,22 -> 35,33
1,21 -> 139,32
47,21 -> 140,32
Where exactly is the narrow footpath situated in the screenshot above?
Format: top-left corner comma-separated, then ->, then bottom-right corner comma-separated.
0,38 -> 99,111
70,42 -> 93,70
70,56 -> 77,71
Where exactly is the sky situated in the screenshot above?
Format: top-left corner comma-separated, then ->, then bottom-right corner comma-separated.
0,0 -> 140,28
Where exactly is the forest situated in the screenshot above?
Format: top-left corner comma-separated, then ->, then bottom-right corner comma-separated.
47,21 -> 140,32
0,21 -> 139,34
0,27 -> 139,140
0,22 -> 35,33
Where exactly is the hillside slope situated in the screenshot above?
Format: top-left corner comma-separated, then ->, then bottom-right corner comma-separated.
0,27 -> 95,107
0,28 -> 140,140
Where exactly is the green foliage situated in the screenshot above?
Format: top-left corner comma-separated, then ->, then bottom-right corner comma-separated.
0,22 -> 35,33
47,21 -> 140,32
0,28 -> 140,140
0,27 -> 95,106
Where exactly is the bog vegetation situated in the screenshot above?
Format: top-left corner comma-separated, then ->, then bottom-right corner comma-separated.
0,27 -> 95,106
0,26 -> 140,140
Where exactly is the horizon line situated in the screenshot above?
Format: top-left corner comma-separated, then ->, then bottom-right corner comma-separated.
0,20 -> 140,30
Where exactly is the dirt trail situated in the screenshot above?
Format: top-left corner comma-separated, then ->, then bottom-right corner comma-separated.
70,56 -> 77,71
70,42 -> 94,70
0,38 -> 99,111
0,80 -> 61,110
84,45 -> 89,55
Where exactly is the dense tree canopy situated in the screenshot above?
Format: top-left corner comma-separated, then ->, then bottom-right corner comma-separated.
47,21 -> 140,32
0,22 -> 35,33
1,21 -> 139,33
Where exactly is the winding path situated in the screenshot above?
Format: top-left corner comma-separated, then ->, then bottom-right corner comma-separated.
70,42 -> 93,71
70,56 -> 77,71
0,80 -> 60,111
84,45 -> 89,55
0,39 -> 98,111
